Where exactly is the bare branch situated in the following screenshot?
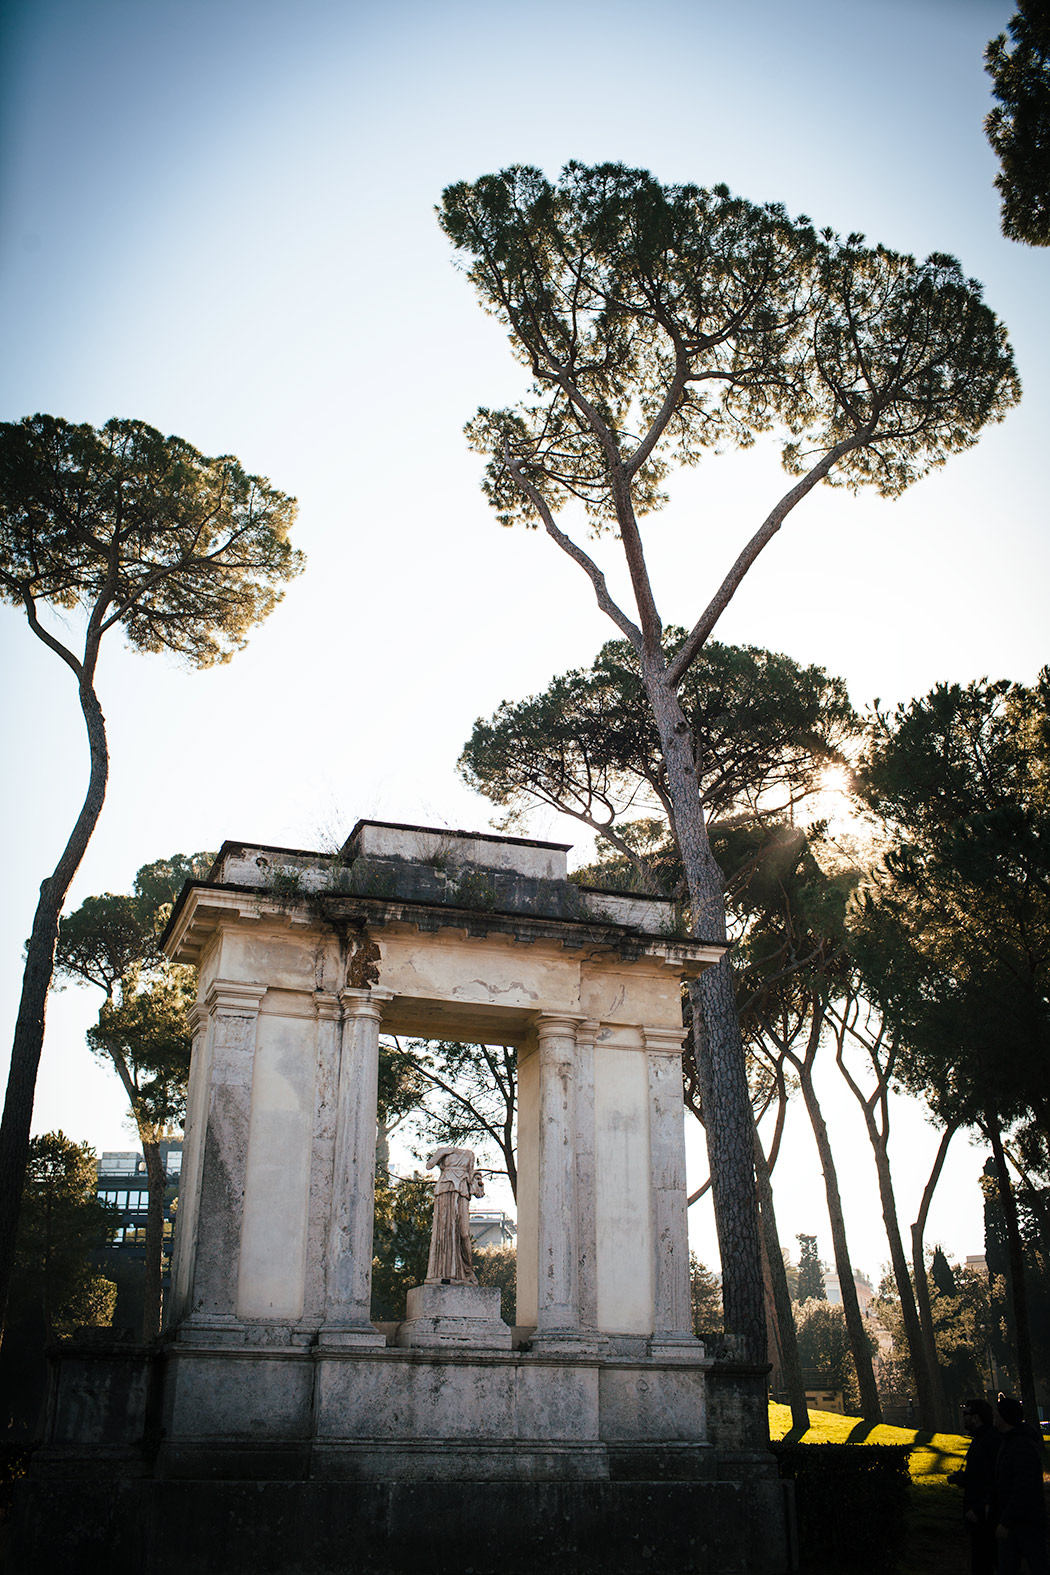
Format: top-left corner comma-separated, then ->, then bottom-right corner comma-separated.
502,442 -> 642,647
666,430 -> 873,688
20,589 -> 84,679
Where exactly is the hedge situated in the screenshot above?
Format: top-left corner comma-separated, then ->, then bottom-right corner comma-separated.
771,1442 -> 911,1570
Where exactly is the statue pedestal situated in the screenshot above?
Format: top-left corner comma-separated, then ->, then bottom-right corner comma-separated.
395,1282 -> 512,1350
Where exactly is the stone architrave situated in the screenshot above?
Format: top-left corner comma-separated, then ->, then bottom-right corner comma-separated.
320,987 -> 390,1348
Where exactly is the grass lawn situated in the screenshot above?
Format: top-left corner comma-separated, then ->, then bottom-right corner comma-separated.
768,1402 -> 971,1574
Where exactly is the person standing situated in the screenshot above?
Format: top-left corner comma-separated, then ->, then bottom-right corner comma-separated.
993,1393 -> 1049,1575
950,1398 -> 999,1575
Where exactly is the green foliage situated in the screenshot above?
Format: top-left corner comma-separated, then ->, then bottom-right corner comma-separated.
929,1247 -> 956,1299
54,852 -> 214,994
771,1441 -> 910,1572
0,415 -> 303,665
9,1133 -> 116,1339
370,1172 -> 433,1321
475,1244 -> 517,1325
87,971 -> 194,1133
461,634 -> 857,876
795,1297 -> 875,1411
982,1160 -> 1050,1395
689,1253 -> 722,1337
377,1039 -> 428,1134
56,856 -> 206,1140
985,1 -> 1050,246
132,852 -> 215,916
796,1235 -> 827,1302
875,1255 -> 997,1415
54,854 -> 206,1338
854,674 -> 1050,1136
440,163 -> 1019,526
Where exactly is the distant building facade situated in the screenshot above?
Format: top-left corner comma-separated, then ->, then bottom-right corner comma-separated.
823,1269 -> 875,1315
468,1209 -> 515,1249
95,1141 -> 183,1326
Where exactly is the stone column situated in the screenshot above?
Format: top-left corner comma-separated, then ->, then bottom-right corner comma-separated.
299,992 -> 341,1331
182,979 -> 267,1338
645,1026 -> 699,1355
167,1000 -> 211,1329
574,1019 -> 601,1337
533,1013 -> 585,1347
319,988 -> 390,1348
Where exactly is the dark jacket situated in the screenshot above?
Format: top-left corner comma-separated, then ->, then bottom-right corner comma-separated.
962,1424 -> 1000,1520
994,1424 -> 1047,1530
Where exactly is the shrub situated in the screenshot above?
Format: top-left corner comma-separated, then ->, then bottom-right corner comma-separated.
771,1442 -> 910,1570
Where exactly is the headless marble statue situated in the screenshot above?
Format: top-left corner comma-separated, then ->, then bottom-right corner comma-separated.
425,1146 -> 484,1283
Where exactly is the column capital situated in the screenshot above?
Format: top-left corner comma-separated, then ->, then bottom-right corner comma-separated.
313,991 -> 341,1022
534,1012 -> 584,1040
187,1001 -> 210,1036
338,987 -> 393,1021
205,979 -> 268,1014
643,1025 -> 688,1056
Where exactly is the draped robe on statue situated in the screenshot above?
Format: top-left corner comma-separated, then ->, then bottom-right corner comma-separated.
425,1146 -> 484,1283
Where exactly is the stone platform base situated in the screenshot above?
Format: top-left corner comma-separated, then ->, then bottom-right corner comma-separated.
12,1341 -> 791,1573
13,1472 -> 793,1575
395,1281 -> 511,1350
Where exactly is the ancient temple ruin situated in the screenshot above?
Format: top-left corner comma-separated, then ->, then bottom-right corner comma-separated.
15,820 -> 790,1574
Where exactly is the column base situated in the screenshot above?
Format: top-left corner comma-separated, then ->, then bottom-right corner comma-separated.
317,1321 -> 387,1350
175,1316 -> 249,1349
528,1328 -> 608,1357
647,1333 -> 705,1363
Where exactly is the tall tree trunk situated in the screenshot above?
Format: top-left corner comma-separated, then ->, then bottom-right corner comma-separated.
911,1121 -> 957,1433
754,1125 -> 809,1430
834,1033 -> 939,1427
141,1138 -> 167,1340
0,673 -> 109,1335
760,1238 -> 780,1394
648,684 -> 764,1362
986,1113 -> 1039,1426
865,1125 -> 936,1427
792,1017 -> 881,1421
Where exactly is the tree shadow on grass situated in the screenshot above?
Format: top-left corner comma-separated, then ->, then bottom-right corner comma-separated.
844,1420 -> 935,1448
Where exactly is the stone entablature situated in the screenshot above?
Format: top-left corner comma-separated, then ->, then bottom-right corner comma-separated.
167,818 -> 702,955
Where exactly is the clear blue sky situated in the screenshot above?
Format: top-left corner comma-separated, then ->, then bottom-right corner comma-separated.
1,0 -> 1043,1280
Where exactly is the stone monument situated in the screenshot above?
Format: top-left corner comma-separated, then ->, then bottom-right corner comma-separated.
13,820 -> 791,1575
